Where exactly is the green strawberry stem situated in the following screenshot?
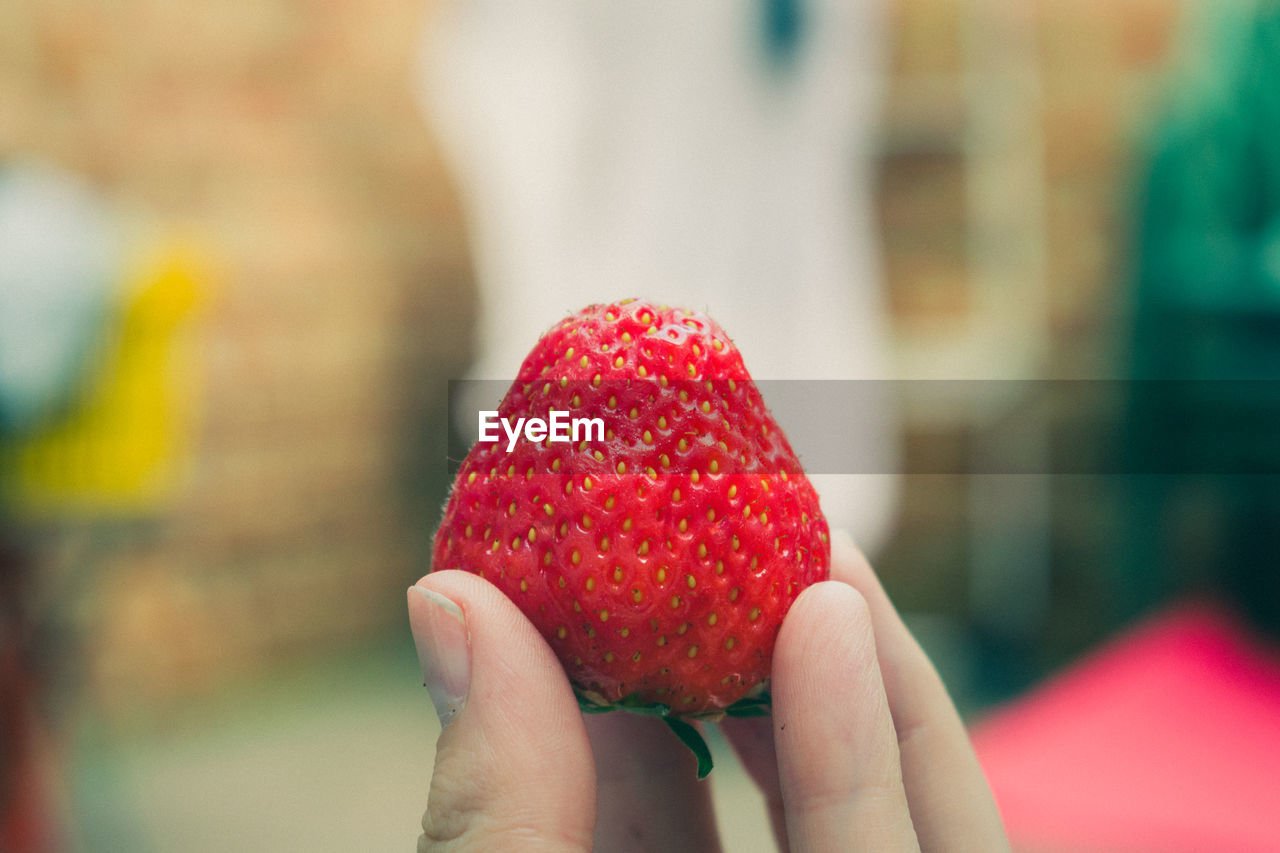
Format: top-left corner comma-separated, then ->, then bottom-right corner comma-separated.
574,689 -> 772,779
663,717 -> 714,779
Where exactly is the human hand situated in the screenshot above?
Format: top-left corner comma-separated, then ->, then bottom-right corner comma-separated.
407,530 -> 1008,851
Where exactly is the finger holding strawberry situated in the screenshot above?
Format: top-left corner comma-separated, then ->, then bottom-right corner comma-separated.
407,533 -> 1007,851
408,301 -> 1005,850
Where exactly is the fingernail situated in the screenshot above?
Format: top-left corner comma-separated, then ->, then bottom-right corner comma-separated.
407,586 -> 470,728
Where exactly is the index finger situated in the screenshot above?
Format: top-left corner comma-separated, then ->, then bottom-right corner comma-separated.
772,580 -> 921,852
828,531 -> 1007,850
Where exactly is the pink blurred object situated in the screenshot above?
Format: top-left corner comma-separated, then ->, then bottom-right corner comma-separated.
971,604 -> 1280,852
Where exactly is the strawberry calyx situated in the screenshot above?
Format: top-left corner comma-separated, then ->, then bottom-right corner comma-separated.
573,684 -> 774,778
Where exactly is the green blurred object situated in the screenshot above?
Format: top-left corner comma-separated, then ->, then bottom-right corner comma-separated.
1123,1 -> 1280,634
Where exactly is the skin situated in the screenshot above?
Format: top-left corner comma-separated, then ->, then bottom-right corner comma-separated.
408,531 -> 1009,852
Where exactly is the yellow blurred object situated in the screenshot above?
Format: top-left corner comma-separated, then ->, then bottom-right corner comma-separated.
1,238 -> 212,515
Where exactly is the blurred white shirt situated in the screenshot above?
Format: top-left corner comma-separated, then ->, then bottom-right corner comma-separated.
418,0 -> 898,555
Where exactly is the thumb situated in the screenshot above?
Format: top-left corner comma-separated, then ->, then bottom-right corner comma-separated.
408,570 -> 596,852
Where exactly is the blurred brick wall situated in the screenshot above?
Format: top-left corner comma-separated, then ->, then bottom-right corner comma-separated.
1,0 -> 475,720
1,0 -> 1185,718
878,0 -> 1181,628
881,0 -> 1178,359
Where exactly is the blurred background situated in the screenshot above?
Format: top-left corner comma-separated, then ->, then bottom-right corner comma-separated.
2,0 -> 1278,851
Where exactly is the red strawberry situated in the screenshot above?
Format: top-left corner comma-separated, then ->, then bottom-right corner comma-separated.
431,300 -> 830,732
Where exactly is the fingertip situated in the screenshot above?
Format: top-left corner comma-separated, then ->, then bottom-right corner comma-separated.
774,580 -> 882,746
772,582 -> 917,851
415,568 -> 478,598
781,580 -> 874,658
415,570 -> 535,646
408,570 -> 586,747
413,570 -> 573,702
827,574 -> 871,615
410,571 -> 597,849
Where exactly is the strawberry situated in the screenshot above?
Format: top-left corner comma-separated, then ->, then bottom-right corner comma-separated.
431,299 -> 830,771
